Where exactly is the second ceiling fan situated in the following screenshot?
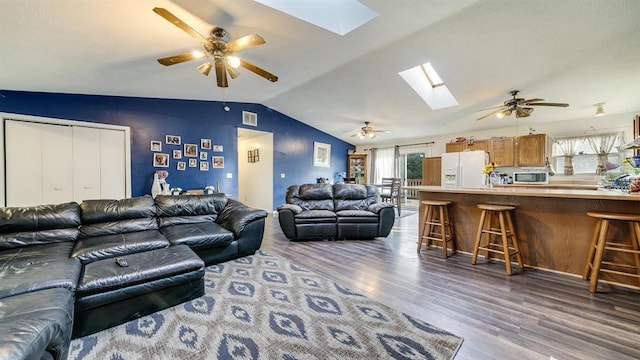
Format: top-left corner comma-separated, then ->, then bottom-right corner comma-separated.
153,7 -> 278,88
476,90 -> 569,120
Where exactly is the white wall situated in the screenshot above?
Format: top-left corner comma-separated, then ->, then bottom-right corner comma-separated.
238,129 -> 273,211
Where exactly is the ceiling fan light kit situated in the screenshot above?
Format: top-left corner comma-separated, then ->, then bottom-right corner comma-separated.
477,90 -> 569,121
348,121 -> 390,140
153,7 -> 278,88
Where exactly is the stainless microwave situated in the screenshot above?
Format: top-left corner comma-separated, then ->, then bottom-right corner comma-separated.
513,171 -> 548,184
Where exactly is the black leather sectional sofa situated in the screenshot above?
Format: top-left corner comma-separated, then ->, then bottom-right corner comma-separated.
277,183 -> 395,240
0,194 -> 267,360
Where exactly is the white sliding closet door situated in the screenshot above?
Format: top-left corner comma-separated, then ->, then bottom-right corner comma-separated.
6,121 -> 45,206
4,119 -> 128,207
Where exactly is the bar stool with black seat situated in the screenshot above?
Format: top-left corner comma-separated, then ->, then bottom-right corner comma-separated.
471,204 -> 524,275
418,200 -> 456,257
582,211 -> 640,293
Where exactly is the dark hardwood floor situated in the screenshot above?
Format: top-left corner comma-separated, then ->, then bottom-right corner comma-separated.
260,201 -> 640,360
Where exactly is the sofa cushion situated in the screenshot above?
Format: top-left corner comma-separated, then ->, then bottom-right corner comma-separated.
155,194 -> 228,227
335,210 -> 379,223
71,229 -> 170,264
160,222 -> 234,249
0,202 -> 80,250
333,184 -> 379,211
79,196 -> 158,238
0,258 -> 81,299
0,288 -> 74,360
0,242 -> 75,269
286,184 -> 334,211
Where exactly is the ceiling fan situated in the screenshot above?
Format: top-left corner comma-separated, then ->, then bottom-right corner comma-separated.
153,7 -> 278,88
476,90 -> 569,120
349,122 -> 391,139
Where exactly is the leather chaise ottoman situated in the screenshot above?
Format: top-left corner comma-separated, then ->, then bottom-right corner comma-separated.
72,245 -> 205,338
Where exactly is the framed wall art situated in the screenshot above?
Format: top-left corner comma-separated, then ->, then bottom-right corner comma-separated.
165,135 -> 181,145
172,150 -> 182,159
177,161 -> 186,171
150,141 -> 162,152
313,142 -> 331,167
212,156 -> 224,168
188,158 -> 197,167
200,161 -> 209,171
199,152 -> 208,160
213,145 -> 223,152
201,138 -> 211,150
153,153 -> 169,167
184,143 -> 198,157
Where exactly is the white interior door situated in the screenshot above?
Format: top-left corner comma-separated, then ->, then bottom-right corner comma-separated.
5,121 -> 44,206
100,128 -> 126,199
73,126 -> 102,201
42,124 -> 73,204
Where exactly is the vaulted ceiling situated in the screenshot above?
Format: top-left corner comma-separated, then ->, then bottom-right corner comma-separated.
1,0 -> 639,144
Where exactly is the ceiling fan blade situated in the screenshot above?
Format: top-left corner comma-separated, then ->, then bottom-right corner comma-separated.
226,34 -> 265,52
214,60 -> 228,88
157,52 -> 198,66
239,58 -> 278,82
226,65 -> 240,79
521,98 -> 544,104
527,102 -> 570,107
476,107 -> 507,121
153,7 -> 208,45
479,104 -> 508,111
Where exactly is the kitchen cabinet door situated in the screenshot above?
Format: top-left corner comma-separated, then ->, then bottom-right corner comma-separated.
421,157 -> 441,186
445,142 -> 466,153
489,137 -> 515,166
467,139 -> 488,152
517,134 -> 547,167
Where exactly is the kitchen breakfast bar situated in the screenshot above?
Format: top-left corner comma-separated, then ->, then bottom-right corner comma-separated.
408,185 -> 640,288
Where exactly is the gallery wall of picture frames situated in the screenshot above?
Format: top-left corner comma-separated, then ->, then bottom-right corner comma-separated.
150,135 -> 224,171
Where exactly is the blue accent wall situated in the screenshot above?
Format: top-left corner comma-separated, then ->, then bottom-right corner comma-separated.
0,90 -> 354,209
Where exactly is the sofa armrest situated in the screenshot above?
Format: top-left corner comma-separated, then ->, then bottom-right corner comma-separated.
368,202 -> 394,214
216,199 -> 268,238
276,203 -> 303,214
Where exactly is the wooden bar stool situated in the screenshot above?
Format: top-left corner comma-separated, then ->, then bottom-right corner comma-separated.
418,200 -> 456,257
582,212 -> 640,293
471,204 -> 524,275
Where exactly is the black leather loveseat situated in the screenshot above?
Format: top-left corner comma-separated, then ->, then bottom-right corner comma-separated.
277,183 -> 395,240
0,194 -> 267,360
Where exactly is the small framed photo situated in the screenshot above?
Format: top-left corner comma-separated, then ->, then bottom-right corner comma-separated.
213,145 -> 223,152
200,161 -> 209,171
313,142 -> 331,167
184,143 -> 198,157
172,150 -> 182,159
150,141 -> 162,152
165,135 -> 181,145
199,152 -> 208,160
200,139 -> 211,150
153,153 -> 169,167
212,156 -> 225,168
188,158 -> 197,167
177,161 -> 186,171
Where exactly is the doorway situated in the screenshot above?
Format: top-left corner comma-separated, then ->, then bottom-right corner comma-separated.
237,128 -> 273,211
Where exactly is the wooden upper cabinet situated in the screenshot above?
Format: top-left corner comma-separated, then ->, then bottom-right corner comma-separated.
445,142 -> 466,153
445,139 -> 488,153
489,137 -> 515,167
517,134 -> 547,167
421,157 -> 442,186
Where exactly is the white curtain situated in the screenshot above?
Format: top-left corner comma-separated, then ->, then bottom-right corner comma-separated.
556,136 -> 585,175
373,146 -> 395,184
587,133 -> 622,175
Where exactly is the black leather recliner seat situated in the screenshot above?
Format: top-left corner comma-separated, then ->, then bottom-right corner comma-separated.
277,183 -> 395,240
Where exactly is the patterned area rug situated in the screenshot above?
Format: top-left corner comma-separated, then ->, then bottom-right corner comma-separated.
69,251 -> 463,359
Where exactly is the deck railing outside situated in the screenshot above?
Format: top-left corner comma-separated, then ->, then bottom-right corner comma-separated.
405,178 -> 422,199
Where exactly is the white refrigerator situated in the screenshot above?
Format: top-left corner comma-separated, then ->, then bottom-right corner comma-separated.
441,150 -> 489,188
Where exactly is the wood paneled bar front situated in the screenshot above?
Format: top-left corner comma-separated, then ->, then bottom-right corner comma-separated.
408,186 -> 640,288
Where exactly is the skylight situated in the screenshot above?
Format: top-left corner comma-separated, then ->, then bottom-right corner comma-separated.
399,62 -> 459,110
254,0 -> 377,36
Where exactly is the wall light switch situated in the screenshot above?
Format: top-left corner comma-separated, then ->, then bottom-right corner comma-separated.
280,173 -> 286,178
226,173 -> 233,178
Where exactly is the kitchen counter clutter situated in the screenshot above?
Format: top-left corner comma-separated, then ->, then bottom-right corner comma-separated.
407,185 -> 640,289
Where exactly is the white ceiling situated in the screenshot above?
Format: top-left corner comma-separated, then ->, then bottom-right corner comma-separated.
1,0 -> 639,145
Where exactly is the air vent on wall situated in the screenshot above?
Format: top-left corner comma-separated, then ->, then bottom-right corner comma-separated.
242,111 -> 258,126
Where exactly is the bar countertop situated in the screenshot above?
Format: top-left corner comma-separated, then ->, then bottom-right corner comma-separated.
404,185 -> 640,201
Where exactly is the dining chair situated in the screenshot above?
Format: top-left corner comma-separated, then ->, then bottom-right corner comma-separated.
380,177 -> 402,216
